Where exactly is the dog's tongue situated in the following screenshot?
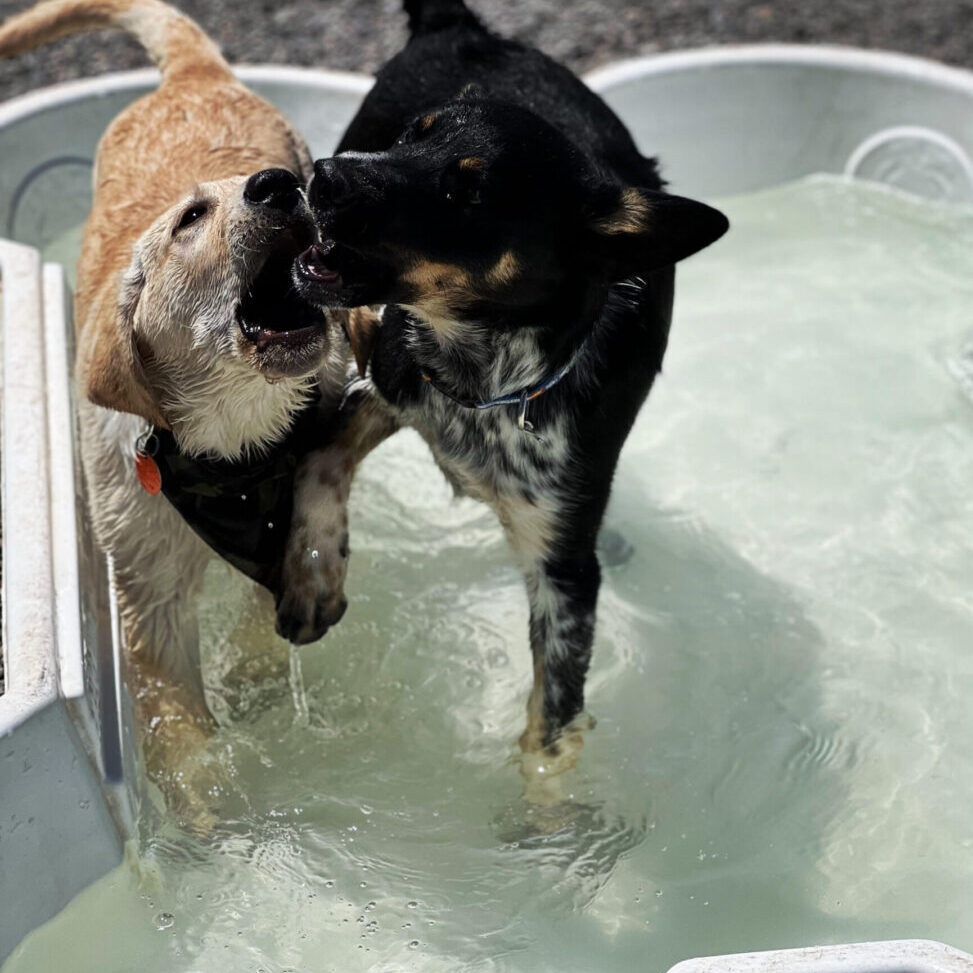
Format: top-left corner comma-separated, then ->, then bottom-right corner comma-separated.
301,243 -> 341,283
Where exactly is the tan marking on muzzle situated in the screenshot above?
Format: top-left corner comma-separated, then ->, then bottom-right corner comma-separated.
403,260 -> 471,296
401,260 -> 474,340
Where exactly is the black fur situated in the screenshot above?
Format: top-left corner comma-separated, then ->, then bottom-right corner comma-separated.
296,0 -> 728,750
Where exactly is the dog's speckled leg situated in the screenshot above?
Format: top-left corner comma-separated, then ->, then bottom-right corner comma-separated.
518,552 -> 600,778
275,386 -> 399,643
275,449 -> 353,643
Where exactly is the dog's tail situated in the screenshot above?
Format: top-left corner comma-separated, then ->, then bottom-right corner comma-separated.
0,0 -> 232,84
403,0 -> 480,35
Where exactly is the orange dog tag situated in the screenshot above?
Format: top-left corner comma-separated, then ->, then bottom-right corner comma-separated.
135,451 -> 162,495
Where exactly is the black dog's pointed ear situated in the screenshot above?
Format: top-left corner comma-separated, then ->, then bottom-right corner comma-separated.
588,186 -> 729,276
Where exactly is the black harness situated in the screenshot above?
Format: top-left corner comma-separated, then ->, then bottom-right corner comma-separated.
136,402 -> 325,594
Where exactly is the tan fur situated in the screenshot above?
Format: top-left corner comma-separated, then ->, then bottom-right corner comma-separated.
484,249 -> 520,289
591,186 -> 653,235
334,305 -> 382,378
419,113 -> 437,131
458,155 -> 485,172
0,0 -> 315,423
399,252 -> 522,346
0,0 -> 224,75
401,259 -> 473,341
0,0 -> 342,825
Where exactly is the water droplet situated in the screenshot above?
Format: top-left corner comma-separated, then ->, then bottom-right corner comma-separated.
359,881 -> 367,888
310,549 -> 319,559
267,521 -> 274,530
408,941 -> 420,949
361,804 -> 373,815
365,901 -> 376,911
407,900 -> 418,909
240,494 -> 247,501
155,913 -> 174,931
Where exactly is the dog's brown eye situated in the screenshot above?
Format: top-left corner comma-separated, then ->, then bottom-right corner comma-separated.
174,203 -> 208,233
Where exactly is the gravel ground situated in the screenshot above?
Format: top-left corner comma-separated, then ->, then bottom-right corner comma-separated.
1,0 -> 973,103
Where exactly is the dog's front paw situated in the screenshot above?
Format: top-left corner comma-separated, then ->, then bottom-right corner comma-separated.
275,540 -> 349,644
275,585 -> 347,644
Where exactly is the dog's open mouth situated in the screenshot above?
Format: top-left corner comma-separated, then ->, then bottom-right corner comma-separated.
293,238 -> 384,309
297,240 -> 343,290
238,234 -> 326,352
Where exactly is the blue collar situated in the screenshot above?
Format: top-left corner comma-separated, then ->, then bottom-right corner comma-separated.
420,342 -> 584,437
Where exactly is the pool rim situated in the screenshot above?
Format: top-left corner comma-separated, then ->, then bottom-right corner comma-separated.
583,42 -> 973,94
0,62 -> 374,130
2,44 -> 973,133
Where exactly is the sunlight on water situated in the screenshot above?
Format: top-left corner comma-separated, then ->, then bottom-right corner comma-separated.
7,176 -> 973,972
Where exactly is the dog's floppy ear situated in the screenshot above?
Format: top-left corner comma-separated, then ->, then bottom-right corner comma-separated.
587,185 -> 729,277
77,252 -> 169,428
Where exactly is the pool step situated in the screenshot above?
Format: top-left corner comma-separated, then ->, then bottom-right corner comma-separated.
0,239 -> 133,964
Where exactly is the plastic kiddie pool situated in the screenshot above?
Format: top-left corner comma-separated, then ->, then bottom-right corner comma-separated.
1,47 -> 972,971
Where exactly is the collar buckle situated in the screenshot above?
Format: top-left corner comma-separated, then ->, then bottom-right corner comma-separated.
517,391 -> 544,441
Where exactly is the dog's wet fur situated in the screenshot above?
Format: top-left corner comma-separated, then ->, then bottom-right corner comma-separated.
0,0 -> 358,825
290,0 -> 728,760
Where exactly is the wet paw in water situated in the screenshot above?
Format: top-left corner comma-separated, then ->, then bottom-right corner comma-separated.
211,650 -> 293,724
516,712 -> 596,808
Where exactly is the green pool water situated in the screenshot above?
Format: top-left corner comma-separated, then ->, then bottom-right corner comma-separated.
6,175 -> 973,972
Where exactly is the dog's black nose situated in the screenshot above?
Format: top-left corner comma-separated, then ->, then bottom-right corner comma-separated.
310,158 -> 354,211
244,168 -> 300,210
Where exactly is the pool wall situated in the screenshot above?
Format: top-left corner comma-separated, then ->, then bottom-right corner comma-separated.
1,48 -> 972,969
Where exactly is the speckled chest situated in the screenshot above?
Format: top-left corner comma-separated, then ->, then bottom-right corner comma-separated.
386,325 -> 575,559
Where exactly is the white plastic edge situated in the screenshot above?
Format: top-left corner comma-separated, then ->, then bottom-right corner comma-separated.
843,124 -> 973,186
667,939 -> 973,973
0,240 -> 57,733
0,63 -> 372,130
42,262 -> 85,700
583,44 -> 973,96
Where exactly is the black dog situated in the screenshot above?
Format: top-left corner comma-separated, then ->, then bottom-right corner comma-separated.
290,0 -> 728,759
